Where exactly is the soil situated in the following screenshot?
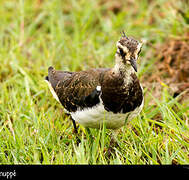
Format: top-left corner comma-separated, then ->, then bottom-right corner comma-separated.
142,32 -> 189,103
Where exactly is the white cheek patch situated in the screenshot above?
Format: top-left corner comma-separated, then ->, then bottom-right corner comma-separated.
134,43 -> 142,59
136,43 -> 142,54
116,42 -> 129,53
45,80 -> 60,103
125,53 -> 131,60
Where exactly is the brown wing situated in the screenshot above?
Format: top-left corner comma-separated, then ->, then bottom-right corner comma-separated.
48,67 -> 108,112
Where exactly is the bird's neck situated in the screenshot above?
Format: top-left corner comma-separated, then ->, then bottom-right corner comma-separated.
112,54 -> 135,84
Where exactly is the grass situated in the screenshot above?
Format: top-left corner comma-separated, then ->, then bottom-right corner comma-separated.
0,0 -> 189,164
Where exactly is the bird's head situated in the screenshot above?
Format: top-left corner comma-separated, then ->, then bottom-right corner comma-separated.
116,31 -> 142,72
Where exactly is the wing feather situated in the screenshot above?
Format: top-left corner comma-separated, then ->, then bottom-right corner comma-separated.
49,68 -> 108,112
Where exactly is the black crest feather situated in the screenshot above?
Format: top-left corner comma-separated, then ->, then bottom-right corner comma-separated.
121,30 -> 128,39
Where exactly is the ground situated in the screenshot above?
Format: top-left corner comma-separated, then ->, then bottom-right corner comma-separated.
0,0 -> 189,164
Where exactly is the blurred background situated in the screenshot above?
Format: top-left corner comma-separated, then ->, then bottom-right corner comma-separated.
0,0 -> 189,164
0,0 -> 189,91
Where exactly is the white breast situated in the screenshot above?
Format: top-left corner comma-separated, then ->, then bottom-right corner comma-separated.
71,98 -> 144,130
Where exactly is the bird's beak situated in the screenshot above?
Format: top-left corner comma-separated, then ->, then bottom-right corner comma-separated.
130,59 -> 137,72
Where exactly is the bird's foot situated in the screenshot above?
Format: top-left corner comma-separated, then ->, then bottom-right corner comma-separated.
107,136 -> 119,157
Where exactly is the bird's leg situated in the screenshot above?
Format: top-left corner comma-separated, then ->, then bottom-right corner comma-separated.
70,117 -> 81,144
110,130 -> 119,147
107,130 -> 120,156
85,127 -> 94,145
71,117 -> 78,133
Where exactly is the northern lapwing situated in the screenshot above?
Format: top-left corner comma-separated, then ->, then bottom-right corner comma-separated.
45,32 -> 144,142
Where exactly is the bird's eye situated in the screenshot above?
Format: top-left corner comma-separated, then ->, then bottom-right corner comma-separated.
119,47 -> 125,57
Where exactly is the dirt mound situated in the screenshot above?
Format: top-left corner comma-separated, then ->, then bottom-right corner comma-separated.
157,32 -> 189,84
142,32 -> 189,102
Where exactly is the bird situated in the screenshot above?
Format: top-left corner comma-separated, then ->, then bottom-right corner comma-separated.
45,31 -> 144,143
